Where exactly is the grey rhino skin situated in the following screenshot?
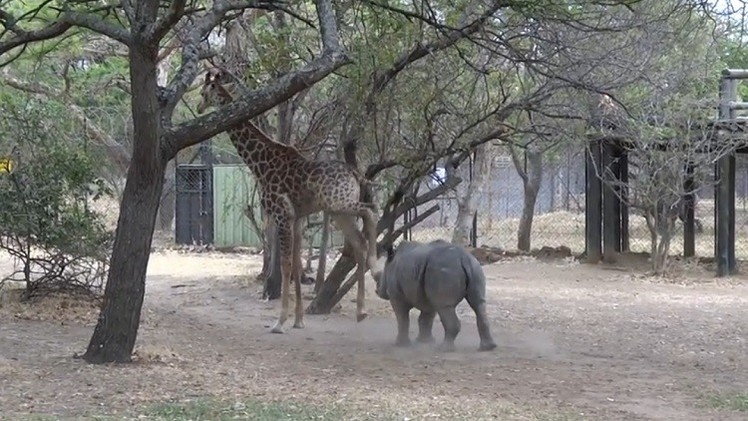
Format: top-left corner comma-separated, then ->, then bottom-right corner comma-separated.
373,239 -> 497,352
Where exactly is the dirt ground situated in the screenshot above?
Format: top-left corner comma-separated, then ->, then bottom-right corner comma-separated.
1,250 -> 747,420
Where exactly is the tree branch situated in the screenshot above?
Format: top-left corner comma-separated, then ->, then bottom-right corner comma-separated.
147,0 -> 187,42
0,20 -> 72,58
1,71 -> 131,172
367,1 -> 503,103
341,0 -> 505,181
163,0 -> 349,157
376,175 -> 463,234
0,4 -> 134,60
365,160 -> 399,179
508,143 -> 528,183
383,204 -> 441,245
159,0 -> 285,122
63,11 -> 130,45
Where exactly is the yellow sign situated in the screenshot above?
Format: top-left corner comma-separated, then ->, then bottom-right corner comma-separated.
0,157 -> 14,173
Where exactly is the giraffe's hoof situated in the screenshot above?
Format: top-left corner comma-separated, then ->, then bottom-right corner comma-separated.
356,312 -> 368,322
270,323 -> 285,334
293,320 -> 305,329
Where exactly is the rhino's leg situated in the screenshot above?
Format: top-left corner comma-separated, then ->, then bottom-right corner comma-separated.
466,291 -> 497,351
436,306 -> 460,352
390,299 -> 412,347
416,311 -> 436,343
472,302 -> 497,351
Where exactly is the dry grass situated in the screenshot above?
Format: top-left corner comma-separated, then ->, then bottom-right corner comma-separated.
132,344 -> 184,365
0,356 -> 17,377
410,202 -> 748,261
0,288 -> 100,326
89,188 -> 748,262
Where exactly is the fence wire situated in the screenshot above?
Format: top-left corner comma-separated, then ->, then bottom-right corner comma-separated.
91,147 -> 748,262
398,152 -> 748,261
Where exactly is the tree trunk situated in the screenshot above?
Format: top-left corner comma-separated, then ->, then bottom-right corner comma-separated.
452,144 -> 494,246
653,234 -> 670,273
306,246 -> 356,314
83,41 -> 163,364
306,176 -> 460,314
549,166 -> 556,211
511,146 -> 543,252
645,211 -> 657,259
564,158 -> 571,211
517,184 -> 540,251
259,235 -> 272,279
156,159 -> 176,231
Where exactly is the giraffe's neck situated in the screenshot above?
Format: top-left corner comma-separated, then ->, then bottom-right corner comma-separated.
226,121 -> 301,180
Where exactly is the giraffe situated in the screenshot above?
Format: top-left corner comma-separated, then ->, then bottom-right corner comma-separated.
196,69 -> 382,333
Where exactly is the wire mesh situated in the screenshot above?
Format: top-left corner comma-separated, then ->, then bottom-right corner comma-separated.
399,149 -> 748,261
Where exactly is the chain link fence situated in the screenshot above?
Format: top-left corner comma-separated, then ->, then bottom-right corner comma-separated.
402,150 -> 748,261
84,142 -> 748,262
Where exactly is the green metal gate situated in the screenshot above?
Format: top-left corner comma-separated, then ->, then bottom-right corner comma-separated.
212,165 -> 345,248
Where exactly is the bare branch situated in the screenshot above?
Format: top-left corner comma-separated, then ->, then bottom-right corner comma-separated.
0,20 -> 72,58
0,3 -> 133,61
368,1 -> 504,100
159,0 -> 286,121
163,0 -> 349,156
147,0 -> 187,42
63,11 -> 130,45
1,71 -> 130,171
381,204 -> 441,245
341,0 -> 507,187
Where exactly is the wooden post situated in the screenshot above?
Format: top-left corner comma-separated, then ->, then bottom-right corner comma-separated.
715,73 -> 738,276
585,137 -> 603,263
602,139 -> 620,263
469,150 -> 478,248
618,144 -> 630,253
683,163 -> 696,258
728,152 -> 736,273
716,154 -> 734,275
470,210 -> 478,248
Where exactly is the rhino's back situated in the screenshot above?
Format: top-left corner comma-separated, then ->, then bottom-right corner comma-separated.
421,242 -> 473,306
385,242 -> 432,304
386,240 -> 473,309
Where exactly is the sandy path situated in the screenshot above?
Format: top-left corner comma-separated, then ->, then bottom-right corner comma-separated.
1,251 -> 747,420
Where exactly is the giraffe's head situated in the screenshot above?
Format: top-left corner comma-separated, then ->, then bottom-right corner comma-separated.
196,69 -> 233,114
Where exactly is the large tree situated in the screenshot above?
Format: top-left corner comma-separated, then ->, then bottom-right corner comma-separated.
1,0 -> 349,363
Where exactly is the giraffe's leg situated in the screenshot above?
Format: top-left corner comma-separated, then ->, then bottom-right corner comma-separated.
270,216 -> 294,334
329,204 -> 380,275
261,211 -> 276,301
332,214 -> 368,322
360,207 -> 381,274
292,218 -> 305,329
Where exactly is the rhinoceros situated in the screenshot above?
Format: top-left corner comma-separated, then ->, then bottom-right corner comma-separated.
372,239 -> 497,352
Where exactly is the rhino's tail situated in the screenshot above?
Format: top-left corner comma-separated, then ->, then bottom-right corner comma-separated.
462,252 -> 487,308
